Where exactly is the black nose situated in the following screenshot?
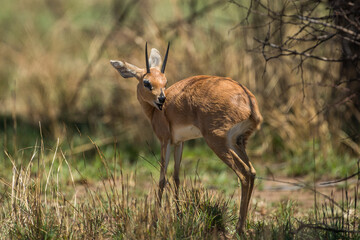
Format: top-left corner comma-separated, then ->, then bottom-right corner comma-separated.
158,96 -> 166,104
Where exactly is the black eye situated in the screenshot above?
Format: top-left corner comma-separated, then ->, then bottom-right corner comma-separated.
143,79 -> 152,90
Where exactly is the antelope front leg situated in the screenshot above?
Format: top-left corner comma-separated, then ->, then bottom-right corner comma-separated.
157,141 -> 171,205
173,142 -> 183,204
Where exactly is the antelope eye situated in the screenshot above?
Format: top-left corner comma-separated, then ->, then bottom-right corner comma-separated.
143,79 -> 152,90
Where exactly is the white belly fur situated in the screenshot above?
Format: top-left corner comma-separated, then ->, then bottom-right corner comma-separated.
172,125 -> 202,143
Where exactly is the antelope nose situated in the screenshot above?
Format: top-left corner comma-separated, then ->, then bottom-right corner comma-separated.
158,96 -> 166,104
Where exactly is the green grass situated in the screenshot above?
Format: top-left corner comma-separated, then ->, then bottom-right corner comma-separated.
1,119 -> 358,196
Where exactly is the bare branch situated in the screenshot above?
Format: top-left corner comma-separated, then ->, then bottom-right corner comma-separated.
296,15 -> 360,40
255,38 -> 359,62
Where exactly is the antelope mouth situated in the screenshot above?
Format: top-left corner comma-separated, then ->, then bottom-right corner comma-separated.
154,101 -> 163,111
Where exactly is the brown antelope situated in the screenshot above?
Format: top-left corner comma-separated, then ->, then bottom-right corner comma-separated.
110,43 -> 262,234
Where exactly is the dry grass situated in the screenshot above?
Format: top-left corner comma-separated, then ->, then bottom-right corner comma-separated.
1,138 -> 359,239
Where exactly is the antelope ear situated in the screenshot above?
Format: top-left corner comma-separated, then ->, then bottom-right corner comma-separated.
110,60 -> 144,80
149,48 -> 162,69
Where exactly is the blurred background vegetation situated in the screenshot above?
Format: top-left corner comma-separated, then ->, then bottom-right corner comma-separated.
0,0 -> 359,184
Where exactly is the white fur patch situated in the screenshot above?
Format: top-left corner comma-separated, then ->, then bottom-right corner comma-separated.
172,125 -> 202,144
226,119 -> 252,149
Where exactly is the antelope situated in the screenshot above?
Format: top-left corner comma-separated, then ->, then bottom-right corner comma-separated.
110,43 -> 262,234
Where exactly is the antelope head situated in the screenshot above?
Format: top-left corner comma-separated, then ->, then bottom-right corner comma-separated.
110,43 -> 170,111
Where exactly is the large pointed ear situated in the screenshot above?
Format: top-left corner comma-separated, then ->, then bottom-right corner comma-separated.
110,60 -> 144,80
148,48 -> 162,69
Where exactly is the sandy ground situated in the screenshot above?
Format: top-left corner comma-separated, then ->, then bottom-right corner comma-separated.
251,176 -> 359,217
